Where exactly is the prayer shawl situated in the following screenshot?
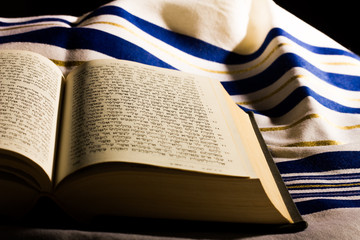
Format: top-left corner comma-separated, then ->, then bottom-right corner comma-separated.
1,0 -> 359,239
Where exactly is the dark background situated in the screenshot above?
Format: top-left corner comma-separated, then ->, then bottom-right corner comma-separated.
0,0 -> 358,55
274,0 -> 359,55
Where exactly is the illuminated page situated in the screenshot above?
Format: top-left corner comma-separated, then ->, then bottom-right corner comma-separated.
57,59 -> 255,182
0,50 -> 63,179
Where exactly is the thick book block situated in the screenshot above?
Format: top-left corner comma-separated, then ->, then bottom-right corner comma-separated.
0,50 -> 306,231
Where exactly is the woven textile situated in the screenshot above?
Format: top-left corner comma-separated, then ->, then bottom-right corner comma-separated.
1,0 -> 360,238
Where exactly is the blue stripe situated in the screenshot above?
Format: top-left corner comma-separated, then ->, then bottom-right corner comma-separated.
277,151 -> 360,174
238,86 -> 360,117
270,86 -> 359,117
1,6 -> 357,66
77,5 -> 250,65
0,27 -> 175,69
283,172 -> 360,182
296,199 -> 360,215
272,28 -> 360,60
222,52 -> 360,95
78,5 -> 360,64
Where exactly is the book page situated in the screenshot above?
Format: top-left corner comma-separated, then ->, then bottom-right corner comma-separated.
57,59 -> 255,182
0,50 -> 63,179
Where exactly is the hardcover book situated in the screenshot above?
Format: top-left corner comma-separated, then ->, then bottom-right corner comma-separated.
0,50 -> 306,230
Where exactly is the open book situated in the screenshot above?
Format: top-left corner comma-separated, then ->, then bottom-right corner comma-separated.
0,50 -> 306,230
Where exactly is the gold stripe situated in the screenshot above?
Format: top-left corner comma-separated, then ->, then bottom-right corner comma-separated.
260,113 -> 360,132
224,42 -> 288,75
323,118 -> 360,130
322,62 -> 360,66
50,59 -> 85,67
82,21 -> 286,75
284,140 -> 342,147
237,75 -> 303,105
260,113 -> 320,132
287,182 -> 360,189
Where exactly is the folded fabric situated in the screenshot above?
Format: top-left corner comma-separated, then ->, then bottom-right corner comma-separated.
0,0 -> 360,239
